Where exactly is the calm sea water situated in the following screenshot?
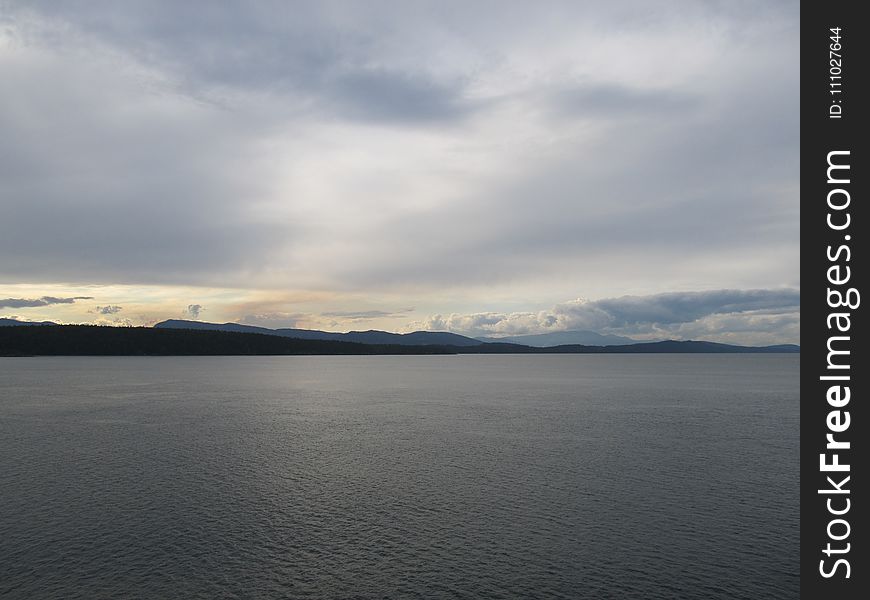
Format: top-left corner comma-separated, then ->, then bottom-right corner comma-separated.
0,354 -> 798,599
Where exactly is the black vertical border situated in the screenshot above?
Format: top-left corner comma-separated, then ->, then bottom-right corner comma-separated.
801,1 -> 866,597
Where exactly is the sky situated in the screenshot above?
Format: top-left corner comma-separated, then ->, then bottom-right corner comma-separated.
0,1 -> 800,345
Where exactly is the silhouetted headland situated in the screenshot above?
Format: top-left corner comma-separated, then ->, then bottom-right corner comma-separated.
0,323 -> 800,356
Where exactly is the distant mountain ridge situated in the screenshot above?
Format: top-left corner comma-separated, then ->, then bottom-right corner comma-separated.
153,319 -> 483,346
0,318 -> 800,354
539,340 -> 800,354
155,320 -> 643,347
150,320 -> 797,353
0,325 -> 800,356
476,330 -> 642,347
0,318 -> 57,327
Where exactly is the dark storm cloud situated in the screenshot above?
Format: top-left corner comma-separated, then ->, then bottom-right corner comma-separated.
0,296 -> 93,309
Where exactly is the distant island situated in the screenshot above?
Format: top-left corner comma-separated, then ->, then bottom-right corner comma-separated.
0,319 -> 800,356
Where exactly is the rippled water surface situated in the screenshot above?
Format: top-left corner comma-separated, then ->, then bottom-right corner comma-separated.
0,355 -> 798,599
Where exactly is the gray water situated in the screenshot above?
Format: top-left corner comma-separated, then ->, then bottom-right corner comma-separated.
0,354 -> 798,599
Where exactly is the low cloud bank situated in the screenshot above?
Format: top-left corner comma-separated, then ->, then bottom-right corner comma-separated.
414,289 -> 800,346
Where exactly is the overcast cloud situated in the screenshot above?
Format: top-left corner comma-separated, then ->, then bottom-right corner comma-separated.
0,1 -> 799,343
415,288 -> 800,346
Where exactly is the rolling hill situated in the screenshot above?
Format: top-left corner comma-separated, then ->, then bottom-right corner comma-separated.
154,319 -> 483,346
